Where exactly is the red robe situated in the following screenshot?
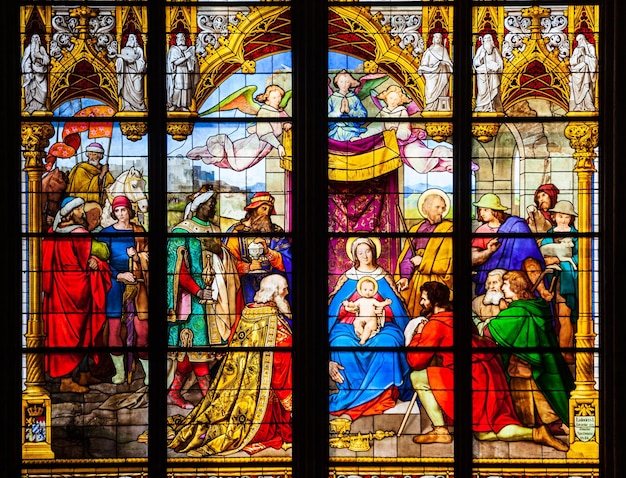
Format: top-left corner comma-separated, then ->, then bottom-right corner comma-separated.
243,310 -> 292,453
407,311 -> 522,432
42,226 -> 111,378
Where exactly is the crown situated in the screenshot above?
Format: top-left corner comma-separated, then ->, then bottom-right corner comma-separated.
26,405 -> 44,417
348,434 -> 371,452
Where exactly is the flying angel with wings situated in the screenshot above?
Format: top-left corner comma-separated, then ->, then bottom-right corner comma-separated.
329,77 -> 461,174
187,84 -> 292,171
369,85 -> 455,173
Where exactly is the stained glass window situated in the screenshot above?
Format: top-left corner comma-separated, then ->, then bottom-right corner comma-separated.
5,1 -> 624,478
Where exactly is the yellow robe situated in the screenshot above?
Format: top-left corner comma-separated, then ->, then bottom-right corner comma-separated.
167,304 -> 292,456
394,220 -> 453,318
67,162 -> 114,204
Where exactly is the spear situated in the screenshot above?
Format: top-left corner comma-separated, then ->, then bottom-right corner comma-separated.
395,201 -> 417,256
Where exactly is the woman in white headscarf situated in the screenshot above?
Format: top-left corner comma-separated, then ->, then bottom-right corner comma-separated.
22,33 -> 50,114
568,34 -> 597,112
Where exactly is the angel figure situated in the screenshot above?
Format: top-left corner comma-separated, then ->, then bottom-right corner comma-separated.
328,70 -> 370,140
350,83 -> 461,174
187,84 -> 292,171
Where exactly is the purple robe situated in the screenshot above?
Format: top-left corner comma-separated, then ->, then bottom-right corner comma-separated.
472,215 -> 545,295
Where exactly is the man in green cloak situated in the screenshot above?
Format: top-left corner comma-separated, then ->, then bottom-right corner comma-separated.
484,269 -> 575,434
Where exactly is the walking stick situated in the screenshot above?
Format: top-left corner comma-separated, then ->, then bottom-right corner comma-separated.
397,391 -> 418,436
395,202 -> 417,256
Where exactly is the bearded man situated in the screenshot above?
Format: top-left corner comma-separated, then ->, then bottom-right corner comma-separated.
407,281 -> 568,451
168,274 -> 292,456
526,183 -> 560,235
166,32 -> 199,112
471,193 -> 551,301
42,196 -> 111,392
472,268 -> 508,334
395,188 -> 453,318
224,192 -> 292,303
484,270 -> 575,434
417,32 -> 453,111
473,33 -> 504,113
167,186 -> 239,409
67,142 -> 115,205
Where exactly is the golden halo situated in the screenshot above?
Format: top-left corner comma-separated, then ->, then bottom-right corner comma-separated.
356,276 -> 379,296
416,188 -> 451,219
345,237 -> 382,262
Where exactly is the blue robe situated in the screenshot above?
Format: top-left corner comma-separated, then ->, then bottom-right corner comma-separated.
328,91 -> 367,141
473,215 -> 545,296
328,266 -> 412,415
99,226 -> 135,318
224,224 -> 292,304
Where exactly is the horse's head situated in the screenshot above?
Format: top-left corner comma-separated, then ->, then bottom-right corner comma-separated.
124,167 -> 149,213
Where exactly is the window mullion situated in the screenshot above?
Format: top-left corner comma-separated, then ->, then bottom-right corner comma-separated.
146,2 -> 168,477
291,2 -> 330,478
453,1 -> 475,476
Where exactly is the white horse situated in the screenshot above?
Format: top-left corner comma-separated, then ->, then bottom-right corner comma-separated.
100,166 -> 149,229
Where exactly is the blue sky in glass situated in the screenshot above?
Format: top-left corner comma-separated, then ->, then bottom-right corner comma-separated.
198,51 -> 292,118
328,52 -> 362,72
169,52 -> 293,191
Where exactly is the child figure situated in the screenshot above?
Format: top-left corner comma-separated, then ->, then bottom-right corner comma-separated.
328,69 -> 368,140
343,276 -> 392,345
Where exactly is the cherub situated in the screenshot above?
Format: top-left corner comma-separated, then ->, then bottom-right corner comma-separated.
342,276 -> 392,345
188,84 -> 292,171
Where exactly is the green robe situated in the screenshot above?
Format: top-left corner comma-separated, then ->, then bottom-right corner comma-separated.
167,218 -> 222,355
488,298 -> 575,423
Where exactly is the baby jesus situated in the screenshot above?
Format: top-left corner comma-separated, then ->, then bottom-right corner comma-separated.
342,276 -> 392,344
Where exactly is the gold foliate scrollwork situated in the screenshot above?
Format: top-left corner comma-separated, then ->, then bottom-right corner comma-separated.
120,122 -> 148,142
69,6 -> 98,41
21,123 -> 54,169
565,122 -> 599,150
471,123 -> 500,143
363,61 -> 379,74
167,122 -> 195,142
241,60 -> 256,74
425,122 -> 453,143
575,403 -> 596,416
565,121 -> 598,172
522,6 -> 552,36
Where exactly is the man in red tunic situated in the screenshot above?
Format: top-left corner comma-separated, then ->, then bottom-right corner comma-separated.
42,196 -> 111,393
406,281 -> 567,451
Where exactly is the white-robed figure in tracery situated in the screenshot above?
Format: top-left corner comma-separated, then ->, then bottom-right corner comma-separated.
473,33 -> 504,113
568,33 -> 597,112
187,84 -> 292,172
22,33 -> 50,114
167,32 -> 200,112
418,32 -> 453,112
114,33 -> 147,112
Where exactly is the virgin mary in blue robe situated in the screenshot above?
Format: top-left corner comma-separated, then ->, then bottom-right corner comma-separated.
328,237 -> 412,420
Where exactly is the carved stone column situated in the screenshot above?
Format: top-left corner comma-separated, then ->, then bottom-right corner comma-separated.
564,121 -> 599,459
21,121 -> 55,459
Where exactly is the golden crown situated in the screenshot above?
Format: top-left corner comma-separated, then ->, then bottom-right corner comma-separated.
26,405 -> 44,417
